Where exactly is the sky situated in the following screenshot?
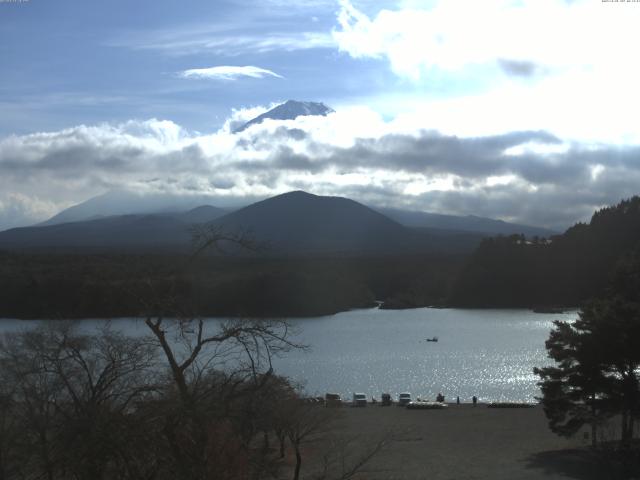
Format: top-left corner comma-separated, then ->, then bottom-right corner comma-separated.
2,0 -> 640,231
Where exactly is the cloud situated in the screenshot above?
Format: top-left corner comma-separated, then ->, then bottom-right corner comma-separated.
333,0 -> 640,79
138,32 -> 334,56
110,14 -> 335,57
328,1 -> 640,145
1,108 -> 640,232
180,66 -> 283,80
221,104 -> 275,134
106,0 -> 339,56
497,59 -> 540,77
0,193 -> 59,231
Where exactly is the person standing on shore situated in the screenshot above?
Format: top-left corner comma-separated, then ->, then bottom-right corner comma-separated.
472,395 -> 478,406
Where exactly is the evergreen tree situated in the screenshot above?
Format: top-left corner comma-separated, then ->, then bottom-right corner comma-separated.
535,251 -> 640,448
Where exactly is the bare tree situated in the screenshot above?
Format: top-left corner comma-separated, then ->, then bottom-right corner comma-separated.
139,312 -> 302,479
271,396 -> 392,480
312,433 -> 390,480
0,373 -> 20,480
0,322 -> 159,480
285,402 -> 335,480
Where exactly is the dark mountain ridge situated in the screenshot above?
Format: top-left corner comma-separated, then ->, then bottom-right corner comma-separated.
34,188 -> 555,239
377,207 -> 556,238
0,206 -> 227,251
40,190 -> 225,227
0,191 -> 483,255
213,191 -> 416,254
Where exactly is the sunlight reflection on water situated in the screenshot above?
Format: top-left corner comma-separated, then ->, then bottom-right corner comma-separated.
271,307 -> 578,403
0,307 -> 577,402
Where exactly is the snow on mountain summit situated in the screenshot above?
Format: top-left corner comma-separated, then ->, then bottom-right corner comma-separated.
234,100 -> 334,133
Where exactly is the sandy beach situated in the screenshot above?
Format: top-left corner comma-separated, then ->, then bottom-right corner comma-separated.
294,404 -> 618,480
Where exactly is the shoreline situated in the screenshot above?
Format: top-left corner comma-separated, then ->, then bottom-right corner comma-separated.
0,305 -> 580,322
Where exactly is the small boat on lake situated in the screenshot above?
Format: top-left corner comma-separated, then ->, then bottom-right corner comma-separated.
426,337 -> 438,342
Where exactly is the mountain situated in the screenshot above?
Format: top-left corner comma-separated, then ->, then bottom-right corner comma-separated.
211,191 -> 484,254
212,191 -> 411,254
39,190 -> 233,227
37,187 -> 554,241
233,100 -> 334,133
0,191 -> 483,254
0,206 -> 227,251
377,207 -> 557,238
180,205 -> 226,224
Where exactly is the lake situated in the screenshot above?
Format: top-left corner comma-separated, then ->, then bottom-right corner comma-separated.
0,307 -> 577,403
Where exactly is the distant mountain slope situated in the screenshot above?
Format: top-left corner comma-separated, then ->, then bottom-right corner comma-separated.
179,205 -> 226,224
0,215 -> 190,250
0,191 -> 484,255
37,186 -> 553,242
0,206 -> 227,251
40,190 -> 224,227
377,207 -> 556,238
234,100 -> 334,133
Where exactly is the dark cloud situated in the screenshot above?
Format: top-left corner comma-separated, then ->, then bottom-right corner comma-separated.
238,128 -> 570,181
273,127 -> 308,141
233,128 -> 640,230
269,145 -> 325,172
209,177 -> 236,190
2,118 -> 640,232
327,130 -> 561,178
354,183 -> 631,233
498,59 -> 540,77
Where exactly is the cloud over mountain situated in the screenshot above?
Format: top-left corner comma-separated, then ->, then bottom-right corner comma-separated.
1,104 -> 639,232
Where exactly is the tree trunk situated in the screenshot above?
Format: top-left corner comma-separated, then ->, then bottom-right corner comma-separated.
38,428 -> 55,480
279,437 -> 286,459
590,394 -> 597,448
293,444 -> 302,480
0,446 -> 5,480
621,411 -> 630,448
625,412 -> 634,445
145,319 -> 191,405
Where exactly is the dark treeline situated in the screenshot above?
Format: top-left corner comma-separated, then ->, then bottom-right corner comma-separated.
451,196 -> 640,308
0,252 -> 465,319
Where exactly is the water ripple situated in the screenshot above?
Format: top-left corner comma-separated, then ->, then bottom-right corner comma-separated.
273,307 -> 577,402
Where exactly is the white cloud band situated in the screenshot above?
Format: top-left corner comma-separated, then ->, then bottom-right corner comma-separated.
180,65 -> 283,80
1,108 -> 639,232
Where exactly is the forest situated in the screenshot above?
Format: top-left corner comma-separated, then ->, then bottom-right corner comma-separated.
451,196 -> 640,308
0,251 -> 464,319
2,196 -> 640,319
